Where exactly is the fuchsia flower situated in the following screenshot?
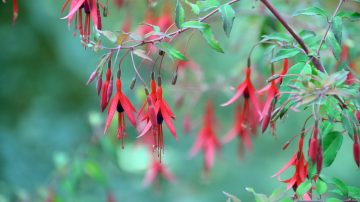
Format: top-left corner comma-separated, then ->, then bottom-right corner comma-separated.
223,102 -> 253,151
12,0 -> 18,24
157,1 -> 173,32
143,158 -> 175,187
222,67 -> 261,152
104,73 -> 136,148
258,59 -> 289,94
139,80 -> 177,160
61,0 -> 102,42
189,101 -> 221,175
221,67 -> 260,114
260,78 -> 278,133
273,134 -> 309,198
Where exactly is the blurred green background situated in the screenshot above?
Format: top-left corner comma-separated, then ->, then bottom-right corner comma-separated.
0,1 -> 359,201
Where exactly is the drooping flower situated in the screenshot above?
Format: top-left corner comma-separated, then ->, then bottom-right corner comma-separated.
258,59 -> 289,94
138,79 -> 177,160
189,101 -> 221,175
308,126 -> 319,164
260,78 -> 279,133
104,73 -> 136,148
273,133 -> 309,194
221,67 -> 261,115
61,0 -> 102,42
223,102 -> 253,152
143,158 -> 175,187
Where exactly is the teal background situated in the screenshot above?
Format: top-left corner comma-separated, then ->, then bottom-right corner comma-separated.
0,1 -> 359,201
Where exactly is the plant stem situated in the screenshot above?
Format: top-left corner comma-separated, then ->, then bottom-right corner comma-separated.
260,0 -> 326,73
316,0 -> 345,55
102,0 -> 241,50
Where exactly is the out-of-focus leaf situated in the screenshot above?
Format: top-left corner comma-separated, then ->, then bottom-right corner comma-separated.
331,177 -> 349,197
175,0 -> 185,28
271,48 -> 301,63
326,32 -> 341,60
84,161 -> 106,185
293,6 -> 328,17
223,191 -> 241,202
316,179 -> 328,195
326,198 -> 342,202
219,4 -> 236,37
296,179 -> 312,196
100,30 -> 118,43
197,0 -> 220,12
182,21 -> 208,29
336,11 -> 360,21
261,33 -> 292,43
245,187 -> 269,202
332,16 -> 343,45
348,186 -> 360,200
268,188 -> 286,201
184,0 -> 200,15
200,25 -> 224,53
156,42 -> 188,61
133,49 -> 153,62
323,131 -> 343,167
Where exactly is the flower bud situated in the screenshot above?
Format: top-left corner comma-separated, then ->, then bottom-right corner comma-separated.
308,137 -> 318,164
353,135 -> 360,168
86,69 -> 98,85
96,75 -> 102,95
106,76 -> 114,103
130,77 -> 136,90
316,144 -> 323,174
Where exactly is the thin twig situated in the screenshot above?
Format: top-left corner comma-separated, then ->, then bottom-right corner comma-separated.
316,0 -> 345,55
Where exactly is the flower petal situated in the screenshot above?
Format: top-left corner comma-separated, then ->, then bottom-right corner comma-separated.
221,82 -> 247,107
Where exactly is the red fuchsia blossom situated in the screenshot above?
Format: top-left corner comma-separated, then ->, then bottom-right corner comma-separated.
273,133 -> 309,199
258,59 -> 289,94
143,158 -> 175,187
138,79 -> 177,160
260,78 -> 279,133
61,0 -> 102,42
221,67 -> 261,115
353,133 -> 360,168
104,73 -> 136,148
189,101 -> 221,175
223,102 -> 253,151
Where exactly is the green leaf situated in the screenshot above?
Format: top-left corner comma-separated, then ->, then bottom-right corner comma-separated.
100,30 -> 118,43
200,26 -> 224,53
279,198 -> 292,202
326,31 -> 341,60
245,187 -> 269,202
293,6 -> 328,17
197,0 -> 220,12
326,198 -> 342,202
348,186 -> 360,200
184,0 -> 200,15
182,21 -> 208,29
332,16 -> 343,45
323,131 -> 343,167
332,177 -> 349,197
84,161 -> 106,185
223,191 -> 241,202
316,179 -> 328,195
268,188 -> 286,201
296,179 -> 312,196
261,33 -> 292,43
271,48 -> 301,63
156,42 -> 188,61
175,0 -> 185,28
219,4 -> 236,37
336,11 -> 360,21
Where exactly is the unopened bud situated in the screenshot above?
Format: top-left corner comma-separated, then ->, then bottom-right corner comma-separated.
316,144 -> 323,174
171,73 -> 178,85
282,141 -> 290,150
103,7 -> 108,17
354,135 -> 360,167
144,87 -> 149,96
308,137 -> 319,164
96,76 -> 102,95
86,69 -> 98,85
266,74 -> 280,83
130,77 -> 136,90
